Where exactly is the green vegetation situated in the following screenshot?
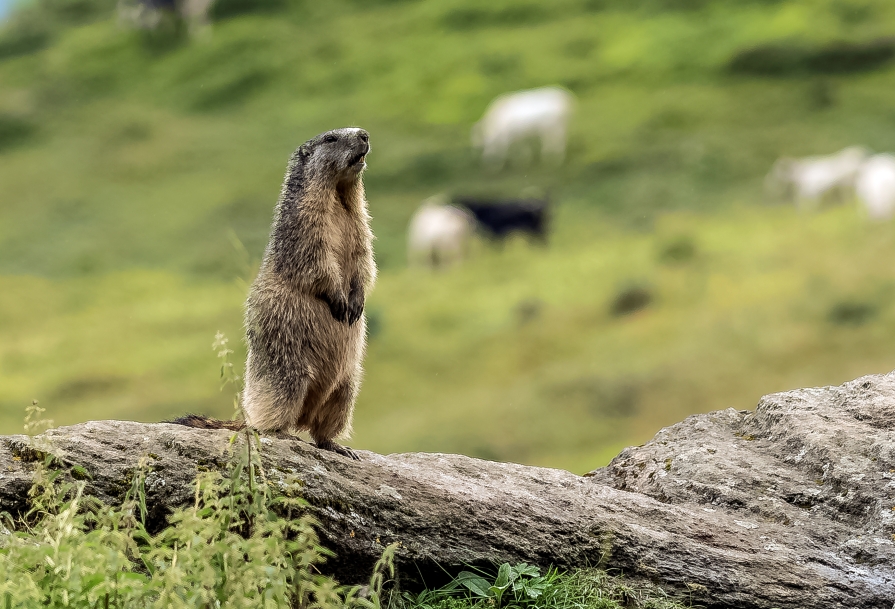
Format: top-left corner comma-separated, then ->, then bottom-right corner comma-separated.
2,0 -> 895,471
1,420 -> 396,607
404,564 -> 688,609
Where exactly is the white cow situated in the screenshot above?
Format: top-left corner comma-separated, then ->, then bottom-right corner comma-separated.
117,0 -> 213,36
472,86 -> 574,169
407,197 -> 475,269
855,154 -> 895,220
766,146 -> 869,210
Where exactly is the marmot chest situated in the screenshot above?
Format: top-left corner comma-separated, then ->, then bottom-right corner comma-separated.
328,204 -> 363,273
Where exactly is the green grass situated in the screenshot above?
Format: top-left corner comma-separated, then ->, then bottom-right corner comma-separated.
6,205 -> 895,474
402,563 -> 689,609
3,0 -> 895,472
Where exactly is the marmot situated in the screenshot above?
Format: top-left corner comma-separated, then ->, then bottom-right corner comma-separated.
173,128 -> 376,460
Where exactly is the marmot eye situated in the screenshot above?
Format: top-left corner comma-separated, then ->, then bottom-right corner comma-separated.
323,135 -> 338,143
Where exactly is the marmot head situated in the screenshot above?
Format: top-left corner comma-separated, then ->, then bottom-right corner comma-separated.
297,127 -> 370,186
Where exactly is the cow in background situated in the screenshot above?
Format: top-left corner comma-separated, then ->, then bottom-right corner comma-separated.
472,87 -> 574,170
454,196 -> 549,243
765,146 -> 869,210
118,0 -> 213,36
856,154 -> 895,220
407,196 -> 475,269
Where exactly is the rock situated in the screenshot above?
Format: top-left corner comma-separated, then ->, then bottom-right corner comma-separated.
588,372 -> 895,607
1,372 -> 894,608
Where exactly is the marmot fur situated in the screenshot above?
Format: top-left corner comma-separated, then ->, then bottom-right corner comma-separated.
168,413 -> 245,431
245,127 -> 375,458
172,128 -> 376,460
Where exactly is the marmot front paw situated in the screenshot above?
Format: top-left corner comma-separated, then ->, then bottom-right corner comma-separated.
347,288 -> 365,326
321,292 -> 349,323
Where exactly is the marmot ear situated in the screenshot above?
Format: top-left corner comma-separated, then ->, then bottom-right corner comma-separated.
298,145 -> 311,160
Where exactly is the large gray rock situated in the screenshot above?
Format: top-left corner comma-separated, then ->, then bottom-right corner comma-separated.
1,372 -> 894,608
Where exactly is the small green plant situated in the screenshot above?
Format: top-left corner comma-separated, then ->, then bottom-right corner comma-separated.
213,329 -> 246,428
444,563 -> 558,608
23,400 -> 54,435
401,564 -> 693,609
212,330 -> 240,390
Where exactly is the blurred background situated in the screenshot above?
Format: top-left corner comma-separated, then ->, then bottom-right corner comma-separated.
1,0 -> 895,473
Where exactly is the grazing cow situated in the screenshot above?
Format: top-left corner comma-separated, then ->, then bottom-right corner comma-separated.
472,87 -> 574,169
765,146 -> 869,210
855,154 -> 895,220
407,197 -> 475,269
454,196 -> 549,242
118,0 -> 213,35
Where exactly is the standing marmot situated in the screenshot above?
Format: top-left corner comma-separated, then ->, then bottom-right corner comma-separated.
242,127 -> 375,458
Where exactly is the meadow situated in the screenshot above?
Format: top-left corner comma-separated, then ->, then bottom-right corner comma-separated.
2,0 -> 895,472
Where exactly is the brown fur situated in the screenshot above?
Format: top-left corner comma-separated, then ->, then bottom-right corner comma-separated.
240,127 -> 376,459
167,414 -> 245,431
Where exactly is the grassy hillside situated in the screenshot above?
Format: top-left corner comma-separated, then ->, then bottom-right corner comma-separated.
2,0 -> 895,472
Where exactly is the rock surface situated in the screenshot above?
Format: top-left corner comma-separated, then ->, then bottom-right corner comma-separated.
1,373 -> 894,608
